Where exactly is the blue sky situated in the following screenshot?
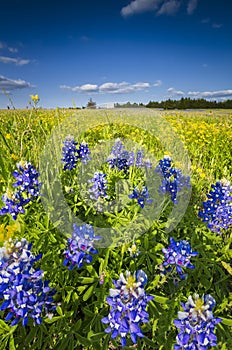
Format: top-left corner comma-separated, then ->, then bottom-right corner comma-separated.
0,0 -> 232,108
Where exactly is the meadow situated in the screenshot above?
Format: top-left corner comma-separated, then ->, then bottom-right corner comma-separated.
0,105 -> 231,349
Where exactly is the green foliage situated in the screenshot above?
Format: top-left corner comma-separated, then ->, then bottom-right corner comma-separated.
0,108 -> 231,349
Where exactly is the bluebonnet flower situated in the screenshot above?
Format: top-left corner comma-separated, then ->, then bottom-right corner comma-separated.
128,149 -> 152,169
62,136 -> 79,170
155,156 -> 191,204
63,224 -> 101,269
0,161 -> 41,220
160,237 -> 198,280
128,185 -> 153,209
88,172 -> 108,200
107,139 -> 133,173
101,270 -> 153,347
77,141 -> 91,164
0,190 -> 30,220
198,179 -> 232,234
0,238 -> 56,326
128,243 -> 140,258
62,137 -> 90,170
174,294 -> 221,349
12,161 -> 41,197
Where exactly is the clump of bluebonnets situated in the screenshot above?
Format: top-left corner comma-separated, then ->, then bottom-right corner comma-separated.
160,237 -> 198,280
88,172 -> 108,200
101,270 -> 153,347
128,185 -> 153,209
107,139 -> 151,173
62,136 -> 90,170
155,156 -> 191,203
107,139 -> 133,173
174,294 -> 221,349
0,238 -> 56,326
198,179 -> 232,234
63,224 -> 101,269
0,161 -> 41,220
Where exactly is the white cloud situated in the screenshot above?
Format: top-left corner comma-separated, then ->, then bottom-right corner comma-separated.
154,80 -> 162,86
201,18 -> 210,23
8,47 -> 18,53
0,42 -> 18,53
0,75 -> 34,92
157,0 -> 181,15
187,0 -> 198,15
79,84 -> 98,92
0,56 -> 30,66
188,90 -> 232,98
60,81 -> 151,94
212,23 -> 223,28
121,0 -> 162,17
167,87 -> 185,96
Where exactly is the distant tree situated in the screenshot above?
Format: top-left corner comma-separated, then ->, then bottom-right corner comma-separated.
86,98 -> 96,109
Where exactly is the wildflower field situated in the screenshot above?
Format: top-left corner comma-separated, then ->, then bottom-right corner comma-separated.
0,105 -> 231,350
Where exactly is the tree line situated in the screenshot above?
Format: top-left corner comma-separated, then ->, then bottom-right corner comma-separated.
114,98 -> 232,109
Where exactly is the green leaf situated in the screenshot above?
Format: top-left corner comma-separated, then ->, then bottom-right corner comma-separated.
0,319 -> 10,332
44,316 -> 63,323
152,295 -> 169,304
9,334 -> 16,350
221,261 -> 232,276
83,284 -> 95,301
143,335 -> 157,347
56,306 -> 63,316
221,317 -> 232,326
90,332 -> 106,342
78,277 -> 95,284
76,334 -> 91,347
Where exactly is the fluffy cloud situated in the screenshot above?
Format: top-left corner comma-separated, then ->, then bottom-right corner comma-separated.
154,80 -> 162,86
0,56 -> 30,66
0,41 -> 18,53
121,0 -> 162,17
187,0 -> 198,15
121,0 -> 196,16
188,90 -> 232,98
167,87 -> 184,96
212,23 -> 223,28
0,75 -> 34,92
157,0 -> 181,16
60,81 -> 151,94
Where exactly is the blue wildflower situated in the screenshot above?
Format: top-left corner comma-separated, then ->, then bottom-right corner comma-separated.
77,141 -> 91,164
128,149 -> 152,169
174,294 -> 221,349
101,270 -> 153,347
63,224 -> 101,269
0,161 -> 41,220
128,185 -> 153,209
62,137 -> 90,170
128,243 -> 140,258
0,190 -> 30,220
12,161 -> 41,197
62,136 -> 79,170
88,172 -> 108,200
198,179 -> 232,234
0,238 -> 56,326
155,156 -> 191,204
107,139 -> 133,173
161,237 -> 198,280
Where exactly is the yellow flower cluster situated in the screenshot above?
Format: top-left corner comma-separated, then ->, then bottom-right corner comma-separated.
0,223 -> 19,243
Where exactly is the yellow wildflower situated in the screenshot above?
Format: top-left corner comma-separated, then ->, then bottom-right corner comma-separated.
11,153 -> 18,161
6,133 -> 11,139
